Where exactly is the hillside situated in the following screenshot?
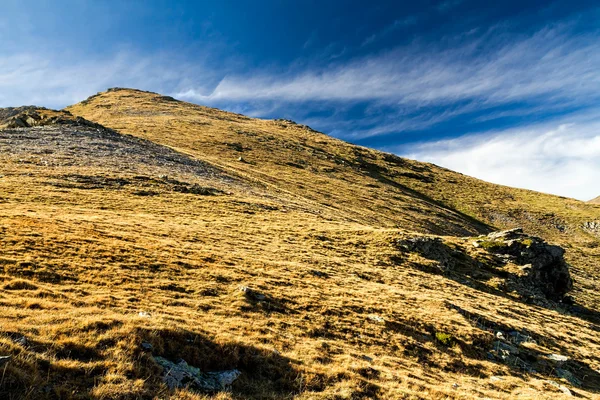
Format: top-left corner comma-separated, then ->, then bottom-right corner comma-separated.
590,196 -> 600,204
0,89 -> 597,399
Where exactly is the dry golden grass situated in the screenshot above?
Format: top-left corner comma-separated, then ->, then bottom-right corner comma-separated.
0,88 -> 597,399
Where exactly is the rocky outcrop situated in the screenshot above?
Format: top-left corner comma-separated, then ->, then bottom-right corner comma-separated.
582,221 -> 600,237
473,228 -> 573,300
154,356 -> 240,392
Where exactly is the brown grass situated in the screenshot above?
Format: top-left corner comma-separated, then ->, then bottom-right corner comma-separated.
0,88 -> 597,399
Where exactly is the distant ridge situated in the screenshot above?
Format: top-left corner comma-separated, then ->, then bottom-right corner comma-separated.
590,195 -> 600,204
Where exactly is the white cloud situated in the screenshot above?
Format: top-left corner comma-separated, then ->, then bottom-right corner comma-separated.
1,18 -> 599,200
177,24 -> 600,114
0,51 -> 223,109
398,115 -> 600,200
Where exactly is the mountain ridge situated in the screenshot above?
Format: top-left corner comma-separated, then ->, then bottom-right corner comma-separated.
0,88 -> 598,399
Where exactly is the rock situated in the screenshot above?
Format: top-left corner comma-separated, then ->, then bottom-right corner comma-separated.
478,228 -> 573,300
582,221 -> 600,236
239,286 -> 266,301
394,236 -> 457,270
138,311 -> 151,318
548,354 -> 569,363
154,356 -> 240,392
141,342 -> 153,351
548,380 -> 572,396
507,330 -> 536,345
367,315 -> 385,323
556,368 -> 581,386
490,340 -> 519,362
0,356 -> 10,366
310,270 -> 328,278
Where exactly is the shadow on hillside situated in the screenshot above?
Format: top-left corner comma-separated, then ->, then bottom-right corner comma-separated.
444,303 -> 600,394
130,327 -> 318,399
392,239 -> 600,393
361,161 -> 494,236
397,237 -> 600,326
0,326 -> 321,400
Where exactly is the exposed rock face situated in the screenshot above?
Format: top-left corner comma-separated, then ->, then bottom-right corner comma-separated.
583,221 -> 600,237
154,356 -> 240,392
475,228 -> 573,300
395,236 -> 454,270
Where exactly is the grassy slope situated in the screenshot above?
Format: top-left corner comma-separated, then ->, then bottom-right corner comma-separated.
0,89 -> 597,399
67,88 -> 600,309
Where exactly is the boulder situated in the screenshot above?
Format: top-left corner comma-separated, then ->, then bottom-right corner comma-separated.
154,356 -> 240,392
476,228 -> 573,300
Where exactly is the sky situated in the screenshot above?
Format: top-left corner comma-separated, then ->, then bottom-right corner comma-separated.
1,0 -> 599,200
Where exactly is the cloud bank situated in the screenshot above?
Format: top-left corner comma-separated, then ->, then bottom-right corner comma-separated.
400,115 -> 600,201
0,18 -> 598,200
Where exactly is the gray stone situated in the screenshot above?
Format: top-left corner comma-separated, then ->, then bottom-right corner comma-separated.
479,228 -> 573,300
548,380 -> 572,396
556,369 -> 581,387
141,342 -> 153,351
548,354 -> 569,363
239,286 -> 266,301
154,356 -> 240,392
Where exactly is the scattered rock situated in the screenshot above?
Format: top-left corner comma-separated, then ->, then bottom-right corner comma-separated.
583,221 -> 600,236
475,228 -> 573,300
239,286 -> 266,301
548,354 -> 569,363
361,355 -> 374,362
491,340 -> 520,361
138,311 -> 151,318
556,368 -> 582,386
367,315 -> 385,323
310,270 -> 328,278
141,342 -> 153,351
507,330 -> 536,345
548,380 -> 572,396
154,356 -> 240,392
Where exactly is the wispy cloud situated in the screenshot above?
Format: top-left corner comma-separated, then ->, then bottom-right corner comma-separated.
176,22 -> 600,140
361,15 -> 419,47
182,25 -> 600,105
0,51 -> 224,108
398,113 -> 600,200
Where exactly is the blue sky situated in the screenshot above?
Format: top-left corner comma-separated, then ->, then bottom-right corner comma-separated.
1,1 -> 599,200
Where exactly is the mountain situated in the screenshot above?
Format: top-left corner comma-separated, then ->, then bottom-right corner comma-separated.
590,195 -> 600,204
0,88 -> 598,399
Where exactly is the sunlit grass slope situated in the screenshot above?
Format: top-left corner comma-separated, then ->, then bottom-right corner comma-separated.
0,88 -> 597,399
